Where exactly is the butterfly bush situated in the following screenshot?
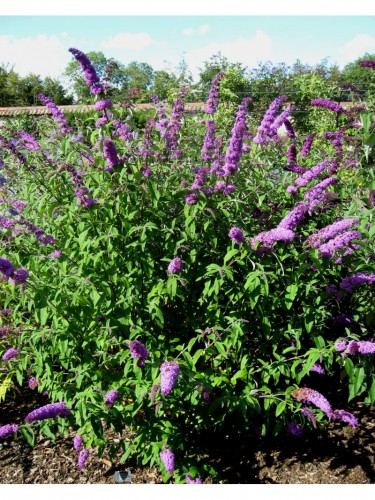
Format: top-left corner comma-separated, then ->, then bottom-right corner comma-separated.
1,46 -> 374,483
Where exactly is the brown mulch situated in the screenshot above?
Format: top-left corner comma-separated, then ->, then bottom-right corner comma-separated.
0,388 -> 374,484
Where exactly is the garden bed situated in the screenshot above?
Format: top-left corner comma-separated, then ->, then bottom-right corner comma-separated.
0,388 -> 373,484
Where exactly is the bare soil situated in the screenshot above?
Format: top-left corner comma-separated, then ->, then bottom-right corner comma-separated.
0,388 -> 374,484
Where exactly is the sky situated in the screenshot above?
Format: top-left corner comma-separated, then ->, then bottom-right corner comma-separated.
0,2 -> 374,83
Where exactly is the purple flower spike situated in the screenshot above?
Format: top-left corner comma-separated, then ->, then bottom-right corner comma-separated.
28,377 -> 40,389
9,268 -> 29,285
103,138 -> 121,168
292,388 -> 333,418
223,97 -> 251,176
105,389 -> 119,409
334,339 -> 348,352
340,272 -> 375,293
357,341 -> 375,355
2,348 -> 19,362
73,435 -> 83,451
168,257 -> 183,274
24,402 -> 70,422
0,258 -> 15,278
311,98 -> 345,114
78,449 -> 89,469
205,71 -> 227,114
94,99 -> 113,111
160,361 -> 180,396
160,448 -> 175,474
228,226 -> 245,244
129,339 -> 149,363
333,409 -> 358,427
359,60 -> 375,70
186,474 -> 203,484
0,424 -> 19,439
310,363 -> 325,375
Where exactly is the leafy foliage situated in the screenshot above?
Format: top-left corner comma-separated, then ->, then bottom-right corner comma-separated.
0,48 -> 374,484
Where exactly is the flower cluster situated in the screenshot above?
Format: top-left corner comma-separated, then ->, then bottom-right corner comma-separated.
250,227 -> 295,250
160,361 -> 180,396
18,130 -> 41,151
205,71 -> 227,114
0,257 -> 29,285
2,347 -> 19,362
129,339 -> 149,366
318,230 -> 362,259
105,389 -> 119,409
334,339 -> 375,355
253,95 -> 288,144
201,120 -> 216,161
222,97 -> 251,176
340,272 -> 375,293
307,218 -> 359,248
24,402 -> 71,422
291,387 -> 333,418
28,376 -> 40,389
38,93 -> 73,134
300,134 -> 315,157
310,98 -> 345,114
295,160 -> 330,188
0,424 -> 19,439
167,257 -> 183,274
277,203 -> 310,231
300,407 -> 317,429
332,410 -> 358,427
228,226 -> 245,244
186,474 -> 203,484
358,60 -> 375,70
303,177 -> 338,201
73,435 -> 83,451
69,48 -> 104,95
103,138 -> 121,171
78,449 -> 90,469
94,99 -> 113,111
160,448 -> 175,474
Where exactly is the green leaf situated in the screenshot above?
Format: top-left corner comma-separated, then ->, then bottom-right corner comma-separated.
20,426 -> 35,447
275,400 -> 286,417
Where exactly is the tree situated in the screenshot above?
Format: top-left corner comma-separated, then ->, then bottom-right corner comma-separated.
123,61 -> 155,101
340,53 -> 375,103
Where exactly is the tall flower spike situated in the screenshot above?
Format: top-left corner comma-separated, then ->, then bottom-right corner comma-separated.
205,71 -> 227,114
160,361 -> 180,396
222,97 -> 251,176
78,449 -> 89,469
168,257 -> 183,274
105,389 -> 119,408
311,98 -> 345,114
69,48 -> 104,95
291,387 -> 333,418
24,402 -> 70,422
129,340 -> 149,365
160,448 -> 175,474
0,424 -> 19,439
73,435 -> 83,451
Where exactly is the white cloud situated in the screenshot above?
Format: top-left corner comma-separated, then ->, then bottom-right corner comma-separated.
182,27 -> 194,36
101,32 -> 158,50
0,34 -> 70,78
336,34 -> 375,67
184,30 -> 274,78
198,24 -> 209,35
